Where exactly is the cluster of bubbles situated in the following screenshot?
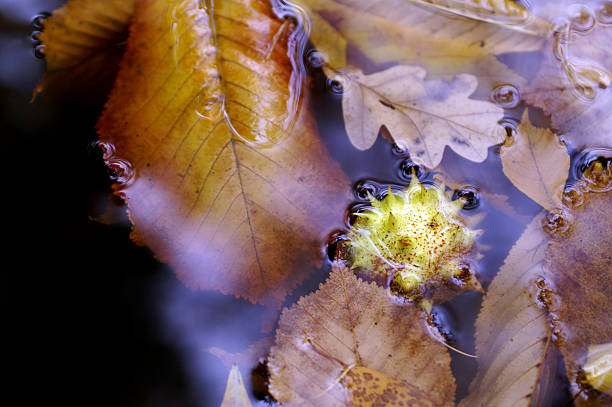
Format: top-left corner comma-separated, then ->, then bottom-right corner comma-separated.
543,149 -> 612,237
31,12 -> 50,59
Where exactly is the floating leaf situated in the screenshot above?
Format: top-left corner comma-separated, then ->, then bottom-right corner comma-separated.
32,0 -> 134,101
290,0 -> 545,88
544,171 -> 612,405
220,365 -> 253,407
500,111 -> 570,212
331,65 -> 505,168
459,213 -> 556,407
268,265 -> 455,406
344,366 -> 441,407
523,7 -> 612,150
96,0 -> 351,305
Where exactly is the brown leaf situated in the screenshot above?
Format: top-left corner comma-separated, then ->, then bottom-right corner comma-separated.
331,65 -> 505,168
459,213 -> 555,407
268,265 -> 455,406
344,366 -> 441,407
500,111 -> 570,211
96,0 -> 351,305
523,6 -> 612,150
32,0 -> 134,102
544,169 -> 612,405
220,365 -> 253,407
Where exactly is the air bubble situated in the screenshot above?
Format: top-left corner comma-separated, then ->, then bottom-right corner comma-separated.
353,179 -> 378,200
596,1 -> 612,24
391,143 -> 409,157
542,209 -> 573,238
31,12 -> 50,31
491,84 -> 521,108
573,148 -> 612,191
325,78 -> 343,95
31,31 -> 42,45
34,44 -> 46,59
569,5 -> 596,32
324,230 -> 348,262
398,159 -> 422,181
305,49 -> 325,69
500,118 -> 519,147
452,187 -> 480,210
562,185 -> 585,209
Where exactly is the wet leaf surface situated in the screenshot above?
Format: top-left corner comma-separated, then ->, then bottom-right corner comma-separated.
500,111 -> 570,211
32,0 -> 134,101
330,65 -> 505,168
96,0 -> 352,305
459,213 -> 555,407
523,5 -> 612,150
268,265 -> 455,406
544,171 -> 612,406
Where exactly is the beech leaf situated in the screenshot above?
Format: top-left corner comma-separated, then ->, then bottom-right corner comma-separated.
32,0 -> 134,101
268,265 -> 455,406
523,8 -> 612,150
500,111 -> 570,211
330,65 -> 506,168
544,167 -> 612,405
459,213 -> 554,407
220,365 -> 253,407
96,0 -> 351,305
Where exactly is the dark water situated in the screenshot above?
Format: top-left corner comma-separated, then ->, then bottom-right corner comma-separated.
7,0 -> 608,406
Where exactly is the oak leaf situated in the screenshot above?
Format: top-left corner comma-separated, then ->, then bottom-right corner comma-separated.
32,0 -> 134,102
268,265 -> 455,406
459,213 -> 556,407
544,170 -> 612,405
330,65 -> 506,168
96,0 -> 351,305
220,365 -> 253,407
523,7 -> 612,150
500,111 -> 570,212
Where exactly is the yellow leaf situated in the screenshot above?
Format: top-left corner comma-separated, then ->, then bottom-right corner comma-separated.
32,0 -> 135,101
268,265 -> 456,407
344,366 -> 441,407
459,213 -> 554,407
500,111 -> 570,211
330,65 -> 505,168
96,0 -> 351,305
220,365 -> 253,407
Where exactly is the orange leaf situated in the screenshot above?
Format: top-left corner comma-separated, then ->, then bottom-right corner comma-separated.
96,0 -> 351,305
32,0 -> 135,102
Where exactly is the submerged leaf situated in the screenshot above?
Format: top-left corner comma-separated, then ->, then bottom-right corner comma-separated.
523,7 -> 612,150
220,365 -> 253,407
500,111 -> 570,211
544,170 -> 612,405
96,0 -> 351,305
459,213 -> 555,407
268,265 -> 455,406
331,65 -> 505,168
32,0 -> 135,101
290,0 -> 546,88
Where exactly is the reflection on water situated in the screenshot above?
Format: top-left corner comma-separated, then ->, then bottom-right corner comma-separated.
8,0 -> 612,405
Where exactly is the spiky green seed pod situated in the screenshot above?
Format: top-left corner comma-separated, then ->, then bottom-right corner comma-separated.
348,176 -> 482,311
